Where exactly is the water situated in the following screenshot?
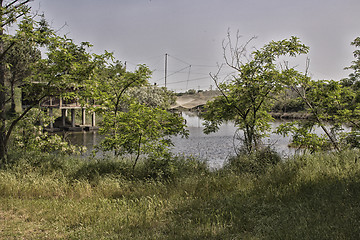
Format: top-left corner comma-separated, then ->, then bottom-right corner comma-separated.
65,112 -> 295,168
171,112 -> 294,168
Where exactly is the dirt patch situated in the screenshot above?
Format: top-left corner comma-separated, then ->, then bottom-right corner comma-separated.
172,90 -> 220,109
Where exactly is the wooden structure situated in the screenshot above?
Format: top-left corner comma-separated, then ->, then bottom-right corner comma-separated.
40,96 -> 97,132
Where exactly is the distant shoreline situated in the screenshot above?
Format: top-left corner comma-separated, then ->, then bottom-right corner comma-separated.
270,112 -> 311,119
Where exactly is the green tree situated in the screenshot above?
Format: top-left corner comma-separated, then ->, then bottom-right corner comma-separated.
0,3 -> 100,163
345,37 -> 360,83
89,61 -> 188,170
11,108 -> 85,155
83,60 -> 151,115
204,33 -> 309,154
0,0 -> 33,162
4,34 -> 41,115
99,102 -> 187,171
277,37 -> 360,153
278,69 -> 341,152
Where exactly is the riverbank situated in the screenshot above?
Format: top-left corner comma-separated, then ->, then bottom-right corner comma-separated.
1,150 -> 360,239
270,111 -> 311,119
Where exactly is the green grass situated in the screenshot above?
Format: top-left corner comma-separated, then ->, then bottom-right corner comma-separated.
1,150 -> 360,239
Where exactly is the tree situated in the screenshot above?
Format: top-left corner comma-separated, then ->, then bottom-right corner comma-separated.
0,0 -> 33,163
99,102 -> 187,171
345,37 -> 360,84
204,32 -> 309,154
11,108 -> 85,155
83,60 -> 151,116
277,68 -> 341,152
277,37 -> 360,153
89,61 -> 188,170
4,34 -> 41,115
0,3 -> 100,163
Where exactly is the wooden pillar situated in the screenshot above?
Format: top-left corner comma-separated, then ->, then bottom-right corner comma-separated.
71,109 -> 75,127
91,112 -> 96,127
61,109 -> 66,127
49,108 -> 53,129
82,108 -> 86,125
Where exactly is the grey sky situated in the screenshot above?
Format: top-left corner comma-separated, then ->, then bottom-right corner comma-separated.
30,0 -> 360,91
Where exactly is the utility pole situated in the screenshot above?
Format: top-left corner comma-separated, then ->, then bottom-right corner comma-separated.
164,53 -> 168,87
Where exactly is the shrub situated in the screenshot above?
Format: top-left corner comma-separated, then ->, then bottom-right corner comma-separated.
142,153 -> 208,181
224,147 -> 281,175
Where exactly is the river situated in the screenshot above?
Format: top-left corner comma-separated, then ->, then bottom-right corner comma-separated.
65,112 -> 296,168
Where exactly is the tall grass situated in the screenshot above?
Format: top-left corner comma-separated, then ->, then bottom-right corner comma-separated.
1,150 -> 360,239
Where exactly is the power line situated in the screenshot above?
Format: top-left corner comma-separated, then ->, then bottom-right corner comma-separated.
167,54 -> 191,66
156,65 -> 191,81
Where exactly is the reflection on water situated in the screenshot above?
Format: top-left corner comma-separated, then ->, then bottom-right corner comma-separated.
65,112 -> 295,169
171,112 -> 294,168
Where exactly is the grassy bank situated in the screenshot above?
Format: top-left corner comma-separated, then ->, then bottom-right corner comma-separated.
1,150 -> 360,239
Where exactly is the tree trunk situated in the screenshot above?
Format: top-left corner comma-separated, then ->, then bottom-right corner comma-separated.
0,0 -> 7,164
132,134 -> 142,173
9,76 -> 16,116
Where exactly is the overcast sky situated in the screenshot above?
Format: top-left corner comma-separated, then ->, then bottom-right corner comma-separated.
29,0 -> 360,91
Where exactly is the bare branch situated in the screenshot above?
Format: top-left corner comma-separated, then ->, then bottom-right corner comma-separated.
4,0 -> 20,9
304,57 -> 310,77
5,0 -> 31,10
222,30 -> 257,72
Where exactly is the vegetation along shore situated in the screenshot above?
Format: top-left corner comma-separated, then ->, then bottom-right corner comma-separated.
1,1 -> 360,239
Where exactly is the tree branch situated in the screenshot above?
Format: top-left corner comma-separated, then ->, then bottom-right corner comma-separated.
4,0 -> 31,10
4,94 -> 46,145
0,40 -> 16,61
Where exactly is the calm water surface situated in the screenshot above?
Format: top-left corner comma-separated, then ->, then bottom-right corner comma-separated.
66,112 -> 295,169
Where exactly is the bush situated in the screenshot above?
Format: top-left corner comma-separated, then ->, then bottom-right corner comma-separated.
272,98 -> 306,113
143,153 -> 208,180
224,147 -> 281,175
186,89 -> 196,94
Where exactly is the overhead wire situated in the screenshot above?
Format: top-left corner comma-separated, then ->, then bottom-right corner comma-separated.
128,53 -> 219,90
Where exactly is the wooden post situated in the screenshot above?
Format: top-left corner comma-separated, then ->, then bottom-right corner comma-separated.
82,108 -> 86,126
49,108 -> 53,129
61,109 -> 66,127
91,112 -> 96,127
71,109 -> 75,127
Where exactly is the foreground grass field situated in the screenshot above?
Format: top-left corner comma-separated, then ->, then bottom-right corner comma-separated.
1,150 -> 360,239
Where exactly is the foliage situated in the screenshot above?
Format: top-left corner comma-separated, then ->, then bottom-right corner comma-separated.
10,109 -> 85,154
98,102 -> 188,170
86,60 -> 188,170
83,60 -> 151,113
345,37 -> 360,83
271,88 -> 306,113
224,146 -> 281,175
126,85 -> 176,109
278,38 -> 360,152
0,4 -> 101,163
276,120 -> 331,153
186,88 -> 196,94
3,34 -> 41,115
204,33 -> 309,154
